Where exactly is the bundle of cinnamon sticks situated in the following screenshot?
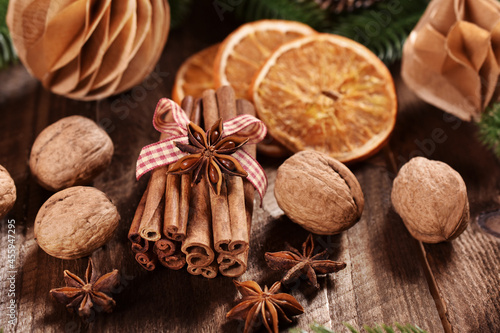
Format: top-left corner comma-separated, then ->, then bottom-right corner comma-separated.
128,86 -> 257,278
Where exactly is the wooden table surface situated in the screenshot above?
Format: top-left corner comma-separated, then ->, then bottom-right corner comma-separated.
1,3 -> 499,333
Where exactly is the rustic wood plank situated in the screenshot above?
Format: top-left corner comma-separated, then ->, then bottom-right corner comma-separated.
324,160 -> 445,332
389,74 -> 500,333
219,155 -> 444,333
14,89 -> 90,333
2,3 -> 498,333
265,160 -> 445,332
0,65 -> 40,333
0,4 -> 244,333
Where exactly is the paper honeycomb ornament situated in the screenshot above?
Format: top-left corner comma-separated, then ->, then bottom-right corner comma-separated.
402,0 -> 500,121
7,0 -> 170,101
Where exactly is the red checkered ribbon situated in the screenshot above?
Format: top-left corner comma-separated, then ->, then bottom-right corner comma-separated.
136,98 -> 268,200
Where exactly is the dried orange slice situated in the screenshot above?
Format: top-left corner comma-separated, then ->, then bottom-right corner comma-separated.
213,20 -> 316,100
172,43 -> 220,104
251,33 -> 397,163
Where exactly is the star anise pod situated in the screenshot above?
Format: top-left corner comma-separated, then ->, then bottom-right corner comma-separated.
50,258 -> 120,322
265,234 -> 347,289
226,280 -> 304,333
169,119 -> 249,195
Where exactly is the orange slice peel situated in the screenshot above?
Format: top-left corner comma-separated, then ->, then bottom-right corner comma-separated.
213,19 -> 316,100
251,33 -> 398,163
172,43 -> 220,104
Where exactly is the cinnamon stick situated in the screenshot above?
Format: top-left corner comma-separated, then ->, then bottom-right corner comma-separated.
140,192 -> 165,241
203,89 -> 233,253
187,262 -> 218,279
182,98 -> 216,269
153,236 -> 176,257
217,86 -> 249,255
177,173 -> 191,239
163,172 -> 181,239
135,247 -> 158,271
218,98 -> 258,277
164,96 -> 194,241
139,166 -> 167,241
157,252 -> 186,270
237,98 -> 257,242
176,98 -> 198,240
217,251 -> 248,277
181,178 -> 215,267
128,187 -> 150,253
131,238 -> 150,254
141,95 -> 192,242
152,236 -> 186,270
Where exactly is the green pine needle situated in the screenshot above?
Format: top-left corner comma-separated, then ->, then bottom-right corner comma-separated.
289,329 -> 308,333
478,102 -> 500,157
0,0 -> 7,28
233,0 -> 329,30
0,0 -> 17,70
0,0 -> 429,67
169,0 -> 193,30
344,323 -> 360,333
290,322 -> 428,333
327,0 -> 429,64
380,324 -> 395,333
311,322 -> 336,333
231,0 -> 429,64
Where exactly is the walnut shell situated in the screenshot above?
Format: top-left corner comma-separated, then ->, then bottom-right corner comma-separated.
30,115 -> 113,191
34,186 -> 120,259
0,165 -> 16,219
391,157 -> 469,243
274,150 -> 364,234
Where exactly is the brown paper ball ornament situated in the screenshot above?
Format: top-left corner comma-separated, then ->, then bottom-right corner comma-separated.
6,0 -> 170,101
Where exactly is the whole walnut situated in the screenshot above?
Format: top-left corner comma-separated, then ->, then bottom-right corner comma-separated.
391,157 -> 469,243
274,150 -> 364,235
34,186 -> 120,259
0,165 -> 16,219
30,116 -> 113,191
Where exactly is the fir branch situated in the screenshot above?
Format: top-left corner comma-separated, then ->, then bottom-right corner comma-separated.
327,0 -> 429,64
0,0 -> 7,28
230,0 -> 429,64
478,102 -> 500,157
311,322 -> 336,332
289,322 -> 428,333
169,0 -> 194,29
233,0 -> 329,30
344,324 -> 359,333
0,0 -> 17,70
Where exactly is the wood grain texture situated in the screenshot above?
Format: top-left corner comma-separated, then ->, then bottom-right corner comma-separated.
389,72 -> 500,333
0,3 -> 499,333
328,161 -> 444,332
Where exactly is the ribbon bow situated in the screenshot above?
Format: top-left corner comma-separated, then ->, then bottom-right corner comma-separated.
136,98 -> 268,200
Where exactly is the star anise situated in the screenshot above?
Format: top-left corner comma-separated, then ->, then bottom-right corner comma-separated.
169,119 -> 249,195
265,234 -> 347,289
49,258 -> 120,322
226,280 -> 304,333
